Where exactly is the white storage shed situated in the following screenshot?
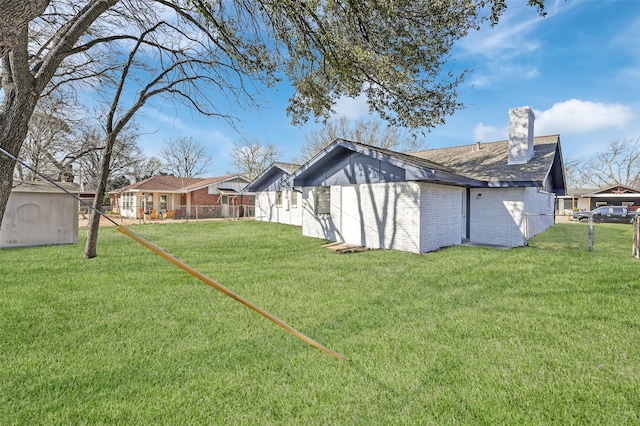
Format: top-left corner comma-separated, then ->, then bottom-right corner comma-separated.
1,180 -> 79,249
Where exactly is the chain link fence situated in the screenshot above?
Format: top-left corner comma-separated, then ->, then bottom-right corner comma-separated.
86,204 -> 255,222
525,213 -> 593,251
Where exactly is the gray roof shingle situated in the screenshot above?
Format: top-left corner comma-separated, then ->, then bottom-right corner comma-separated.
409,135 -> 560,184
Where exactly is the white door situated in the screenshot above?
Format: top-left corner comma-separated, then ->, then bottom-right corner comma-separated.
221,194 -> 229,217
341,186 -> 364,245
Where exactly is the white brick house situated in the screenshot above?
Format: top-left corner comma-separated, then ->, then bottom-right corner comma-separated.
244,162 -> 302,226
287,106 -> 566,254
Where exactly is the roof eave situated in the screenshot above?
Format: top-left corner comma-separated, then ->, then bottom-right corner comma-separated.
245,165 -> 286,192
486,180 -> 545,188
409,170 -> 483,187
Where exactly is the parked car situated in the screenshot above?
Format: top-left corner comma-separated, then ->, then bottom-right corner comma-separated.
574,206 -> 639,224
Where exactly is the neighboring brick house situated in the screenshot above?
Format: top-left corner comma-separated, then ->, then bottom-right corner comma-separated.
281,106 -> 566,253
244,162 -> 302,226
109,175 -> 252,219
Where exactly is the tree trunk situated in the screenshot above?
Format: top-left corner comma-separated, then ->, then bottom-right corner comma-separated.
0,151 -> 17,225
0,0 -> 120,233
0,58 -> 40,231
84,132 -> 116,259
0,0 -> 50,58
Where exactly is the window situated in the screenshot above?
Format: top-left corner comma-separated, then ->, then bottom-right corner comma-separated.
276,191 -> 283,207
315,186 -> 331,215
221,195 -> 229,205
143,193 -> 153,211
160,194 -> 168,211
290,190 -> 298,207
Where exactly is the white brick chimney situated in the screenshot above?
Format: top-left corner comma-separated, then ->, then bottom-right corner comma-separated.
508,106 -> 535,165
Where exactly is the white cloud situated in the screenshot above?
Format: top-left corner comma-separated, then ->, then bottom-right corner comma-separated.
457,0 -> 582,88
153,111 -> 188,130
533,99 -> 635,135
461,0 -> 581,59
458,4 -> 543,59
331,93 -> 370,120
473,123 -> 507,142
470,64 -> 539,88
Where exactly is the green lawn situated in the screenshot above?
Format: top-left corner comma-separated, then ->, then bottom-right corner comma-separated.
1,221 -> 639,424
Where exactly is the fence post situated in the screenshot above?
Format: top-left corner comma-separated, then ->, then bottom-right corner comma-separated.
633,219 -> 640,259
588,219 -> 594,252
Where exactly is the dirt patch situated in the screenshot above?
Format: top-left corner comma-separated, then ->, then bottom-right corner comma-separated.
78,214 -> 250,228
78,214 -> 141,228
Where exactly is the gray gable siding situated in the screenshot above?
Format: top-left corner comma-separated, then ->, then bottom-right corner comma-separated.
291,140 -> 482,188
297,150 -> 406,187
245,167 -> 289,192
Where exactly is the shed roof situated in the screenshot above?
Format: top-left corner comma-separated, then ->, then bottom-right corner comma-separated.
12,180 -> 80,194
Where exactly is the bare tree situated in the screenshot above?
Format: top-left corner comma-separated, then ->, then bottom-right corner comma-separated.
0,0 -> 549,234
297,117 -> 427,163
230,141 -> 282,180
74,123 -> 144,191
15,109 -> 73,181
82,0 -> 271,258
562,158 -> 584,190
573,138 -> 640,189
132,156 -> 165,182
15,95 -> 101,182
160,137 -> 212,178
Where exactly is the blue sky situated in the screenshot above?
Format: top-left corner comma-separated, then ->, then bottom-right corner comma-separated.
134,0 -> 640,176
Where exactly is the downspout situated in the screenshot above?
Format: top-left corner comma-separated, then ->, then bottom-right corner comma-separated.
466,188 -> 471,240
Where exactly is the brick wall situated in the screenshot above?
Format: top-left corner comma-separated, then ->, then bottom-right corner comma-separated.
419,183 -> 463,252
354,181 -> 421,252
469,187 -> 554,247
255,192 -> 273,222
190,188 -> 253,206
302,182 -> 554,252
470,188 -> 525,247
302,182 -> 463,253
255,190 -> 302,226
301,186 -> 338,241
190,187 -> 220,206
